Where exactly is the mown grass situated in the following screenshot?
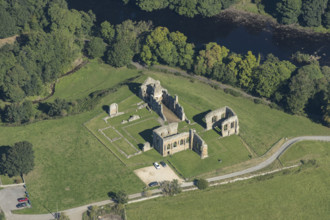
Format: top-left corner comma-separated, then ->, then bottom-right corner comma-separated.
126,141 -> 330,220
0,175 -> 20,185
144,71 -> 330,156
1,61 -> 329,214
0,64 -> 145,214
50,59 -> 140,100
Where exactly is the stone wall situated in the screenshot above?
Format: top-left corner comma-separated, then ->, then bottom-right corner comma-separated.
204,106 -> 239,137
162,93 -> 186,121
191,131 -> 208,159
152,123 -> 208,159
140,77 -> 186,122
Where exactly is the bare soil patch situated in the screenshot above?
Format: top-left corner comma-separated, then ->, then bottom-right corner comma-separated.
134,165 -> 183,185
0,35 -> 18,48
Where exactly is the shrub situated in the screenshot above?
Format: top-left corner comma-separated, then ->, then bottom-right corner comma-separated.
161,179 -> 181,196
127,63 -> 137,69
195,178 -> 208,190
253,99 -> 264,104
224,88 -> 242,97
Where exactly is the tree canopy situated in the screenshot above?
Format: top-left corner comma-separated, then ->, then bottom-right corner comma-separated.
2,141 -> 35,177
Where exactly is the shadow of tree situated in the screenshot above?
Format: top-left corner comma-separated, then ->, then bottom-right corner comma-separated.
0,145 -> 11,175
192,110 -> 211,129
127,82 -> 141,97
139,126 -> 159,144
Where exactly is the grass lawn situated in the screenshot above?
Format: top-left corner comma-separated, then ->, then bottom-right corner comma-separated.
1,61 -> 329,214
0,175 -> 21,185
126,141 -> 330,220
0,64 -> 145,214
50,59 -> 140,100
144,71 -> 330,156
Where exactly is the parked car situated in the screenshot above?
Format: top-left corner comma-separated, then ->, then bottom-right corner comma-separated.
17,197 -> 28,202
160,161 -> 167,167
153,162 -> 160,169
148,181 -> 159,187
16,203 -> 27,208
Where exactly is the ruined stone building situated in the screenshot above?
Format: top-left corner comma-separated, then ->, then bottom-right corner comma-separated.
153,123 -> 208,159
140,77 -> 186,122
205,106 -> 239,137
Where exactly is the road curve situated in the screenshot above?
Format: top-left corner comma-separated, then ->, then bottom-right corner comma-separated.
183,136 -> 330,187
4,136 -> 330,220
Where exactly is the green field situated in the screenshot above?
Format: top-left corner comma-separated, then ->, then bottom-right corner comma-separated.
50,60 -> 139,100
0,64 -> 145,213
0,61 -> 329,214
126,141 -> 330,220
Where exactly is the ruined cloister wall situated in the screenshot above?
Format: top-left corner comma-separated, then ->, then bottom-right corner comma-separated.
152,123 -> 208,159
221,115 -> 239,137
162,93 -> 186,121
191,131 -> 208,159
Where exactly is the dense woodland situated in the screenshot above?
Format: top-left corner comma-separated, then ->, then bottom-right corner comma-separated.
0,0 -> 329,127
127,0 -> 330,28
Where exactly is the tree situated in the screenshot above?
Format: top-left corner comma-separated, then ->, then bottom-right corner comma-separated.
287,70 -> 316,114
194,42 -> 229,75
86,37 -> 106,58
137,0 -> 169,11
169,0 -> 199,18
276,0 -> 302,24
3,141 -> 35,177
58,212 -> 70,220
4,101 -> 35,124
323,2 -> 330,28
195,178 -> 209,190
301,0 -> 328,27
113,191 -> 128,204
0,8 -> 17,38
161,179 -> 182,196
253,55 -> 296,98
107,39 -> 135,67
323,100 -> 330,126
197,0 -> 223,17
237,51 -> 259,90
100,21 -> 115,44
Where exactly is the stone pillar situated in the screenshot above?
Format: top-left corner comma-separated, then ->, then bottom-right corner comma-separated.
109,103 -> 118,117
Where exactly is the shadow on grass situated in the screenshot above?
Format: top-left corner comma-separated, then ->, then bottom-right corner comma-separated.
102,105 -> 109,115
192,110 -> 211,129
0,145 -> 10,175
107,191 -> 116,201
127,82 -> 141,97
139,126 -> 159,144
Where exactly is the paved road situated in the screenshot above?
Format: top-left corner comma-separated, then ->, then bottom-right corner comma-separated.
183,136 -> 330,187
2,136 -> 330,220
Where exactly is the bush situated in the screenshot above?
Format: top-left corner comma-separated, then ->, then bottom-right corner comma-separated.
253,99 -> 264,104
161,179 -> 181,196
113,191 -> 128,204
195,178 -> 208,190
127,63 -> 137,69
224,88 -> 242,97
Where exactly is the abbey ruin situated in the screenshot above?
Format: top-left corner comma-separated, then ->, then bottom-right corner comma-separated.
140,77 -> 186,122
205,106 -> 239,137
153,123 -> 208,159
138,77 -> 239,159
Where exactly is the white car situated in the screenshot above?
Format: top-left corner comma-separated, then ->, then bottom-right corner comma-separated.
153,162 -> 160,169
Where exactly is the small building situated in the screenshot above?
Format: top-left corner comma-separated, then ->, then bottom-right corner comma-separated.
153,123 -> 208,159
204,106 -> 239,137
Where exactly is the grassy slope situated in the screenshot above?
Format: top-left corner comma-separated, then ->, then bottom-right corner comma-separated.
50,60 -> 139,100
0,63 -> 145,213
126,141 -> 330,220
0,61 -> 329,213
145,71 -> 330,155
